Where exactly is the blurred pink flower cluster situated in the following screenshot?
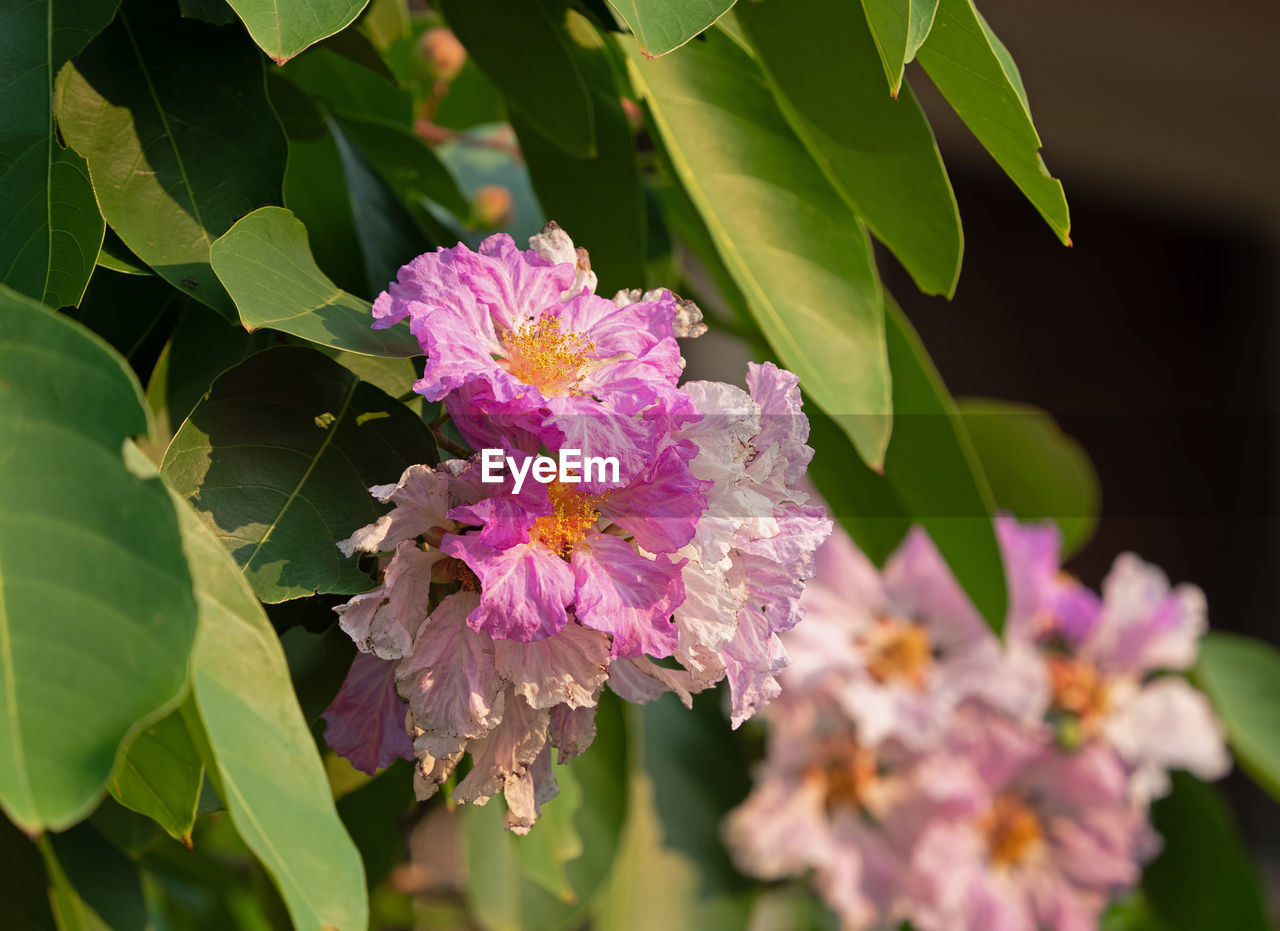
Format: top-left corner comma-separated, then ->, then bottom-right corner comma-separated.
726,518 -> 1229,929
322,226 -> 830,831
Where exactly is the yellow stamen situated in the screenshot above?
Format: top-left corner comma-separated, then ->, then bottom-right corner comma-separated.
983,794 -> 1043,866
500,316 -> 593,397
865,618 -> 934,688
1048,656 -> 1110,732
528,481 -> 600,558
809,739 -> 878,811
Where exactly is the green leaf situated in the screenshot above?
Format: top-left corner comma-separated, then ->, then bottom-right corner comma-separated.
0,287 -> 198,833
511,14 -> 644,295
171,491 -> 369,931
465,692 -> 628,931
280,624 -> 357,724
224,0 -> 369,65
596,694 -> 752,931
43,823 -> 147,931
210,207 -> 420,356
915,0 -> 1069,242
95,230 -> 149,277
1143,774 -> 1270,931
335,114 -> 471,224
515,763 -> 585,903
625,29 -> 892,468
0,812 -> 57,930
55,5 -> 287,320
880,303 -> 1005,631
607,0 -> 736,58
335,759 -> 413,889
108,710 -> 202,845
957,398 -> 1099,558
282,46 -> 412,125
736,0 -> 962,297
439,0 -> 596,159
161,345 -> 436,602
0,0 -> 114,309
860,0 -> 940,93
1195,633 -> 1280,801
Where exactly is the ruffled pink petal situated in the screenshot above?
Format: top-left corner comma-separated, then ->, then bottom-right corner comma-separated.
605,656 -> 699,707
571,534 -> 684,658
599,443 -> 708,553
549,702 -> 598,762
441,534 -> 574,641
339,463 -> 454,556
453,689 -> 550,810
460,233 -> 574,332
321,652 -> 414,775
1093,554 -> 1206,674
335,540 -> 441,660
396,590 -> 505,742
494,620 -> 611,710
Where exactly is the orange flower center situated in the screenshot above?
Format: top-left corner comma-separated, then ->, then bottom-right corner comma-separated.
528,481 -> 600,558
983,794 -> 1043,867
1048,656 -> 1110,730
810,739 -> 878,811
500,316 -> 593,396
865,618 -> 934,688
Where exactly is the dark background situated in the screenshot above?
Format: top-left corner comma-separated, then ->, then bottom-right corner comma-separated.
887,0 -> 1280,890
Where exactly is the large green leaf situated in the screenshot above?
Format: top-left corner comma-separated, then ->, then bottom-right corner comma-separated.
958,398 -> 1099,558
55,4 -> 287,320
281,46 -> 412,125
335,114 -> 470,223
626,29 -> 892,468
511,12 -> 645,295
439,0 -> 596,159
607,0 -> 736,58
880,303 -> 1005,631
860,0 -> 940,94
335,759 -> 413,890
172,490 -> 369,931
210,207 -> 419,356
0,287 -> 198,833
1143,774 -> 1270,931
916,0 -> 1069,242
737,0 -> 962,297
0,0 -> 114,309
1195,633 -> 1280,801
465,692 -> 628,931
108,709 -> 202,845
224,0 -> 369,65
161,345 -> 436,603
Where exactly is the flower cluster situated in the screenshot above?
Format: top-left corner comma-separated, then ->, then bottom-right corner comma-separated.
323,225 -> 830,831
725,517 -> 1229,929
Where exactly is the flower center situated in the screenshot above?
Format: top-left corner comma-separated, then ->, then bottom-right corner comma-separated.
983,794 -> 1043,867
865,618 -> 933,688
811,739 -> 877,811
1048,656 -> 1110,730
528,481 -> 600,558
500,316 -> 593,397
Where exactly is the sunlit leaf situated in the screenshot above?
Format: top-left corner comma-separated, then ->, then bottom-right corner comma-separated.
109,710 -> 202,845
224,0 -> 369,65
0,287 -> 197,833
625,29 -> 892,468
55,4 -> 286,320
608,0 -> 737,58
43,823 -> 147,931
860,0 -> 940,93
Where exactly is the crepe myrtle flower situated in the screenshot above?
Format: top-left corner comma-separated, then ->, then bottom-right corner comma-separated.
371,224 -> 703,478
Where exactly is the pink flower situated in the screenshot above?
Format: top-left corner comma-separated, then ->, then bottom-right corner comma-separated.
321,652 -> 414,775
372,230 -> 693,476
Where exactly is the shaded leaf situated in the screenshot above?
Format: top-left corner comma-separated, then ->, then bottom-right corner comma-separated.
1195,633 -> 1280,801
0,287 -> 198,833
0,0 -> 114,308
957,398 -> 1100,558
465,692 -> 628,931
737,0 -> 962,296
55,5 -> 287,319
161,345 -> 436,602
511,12 -> 645,295
335,759 -> 413,889
608,0 -> 736,58
280,624 -> 358,724
210,207 -> 420,356
282,46 -> 412,125
335,113 -> 471,224
43,823 -> 146,931
172,489 -> 369,931
439,0 -> 596,158
109,710 -> 202,845
0,812 -> 56,930
1143,774 -> 1269,931
916,0 -> 1069,242
625,29 -> 892,468
224,0 -> 369,65
95,230 -> 149,277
